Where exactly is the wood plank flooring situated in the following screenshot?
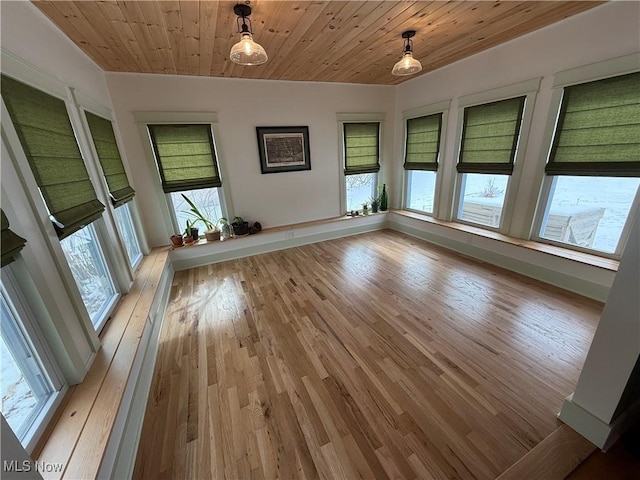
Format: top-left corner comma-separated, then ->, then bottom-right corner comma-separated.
133,230 -> 602,479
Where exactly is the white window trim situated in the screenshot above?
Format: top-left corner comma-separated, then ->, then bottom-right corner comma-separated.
113,203 -> 144,269
79,103 -> 147,276
2,49 -> 128,325
133,111 -> 232,239
401,99 -> 451,216
1,88 -> 119,338
64,90 -> 131,296
336,113 -> 385,215
450,77 -> 542,234
1,266 -> 68,453
1,139 -> 99,375
531,54 -> 640,258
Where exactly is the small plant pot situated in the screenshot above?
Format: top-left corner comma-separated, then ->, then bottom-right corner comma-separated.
232,221 -> 249,236
170,234 -> 184,247
204,229 -> 220,242
371,204 -> 379,213
184,235 -> 195,245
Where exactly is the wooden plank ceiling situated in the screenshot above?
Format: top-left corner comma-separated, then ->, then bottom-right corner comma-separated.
32,1 -> 603,85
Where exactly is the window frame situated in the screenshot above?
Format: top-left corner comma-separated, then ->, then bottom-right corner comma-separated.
337,113 -> 385,215
533,176 -> 639,258
401,100 -> 450,216
133,112 -> 232,239
451,78 -> 541,233
113,202 -> 143,268
59,222 -> 120,332
166,187 -> 225,236
80,106 -> 145,270
1,77 -> 122,335
532,54 -> 640,258
1,266 -> 67,453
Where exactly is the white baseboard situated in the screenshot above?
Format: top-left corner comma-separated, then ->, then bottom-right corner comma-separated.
388,216 -> 613,302
558,393 -> 640,450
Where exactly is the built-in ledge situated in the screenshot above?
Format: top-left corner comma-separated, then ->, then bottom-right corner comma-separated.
167,212 -> 389,271
391,209 -> 619,272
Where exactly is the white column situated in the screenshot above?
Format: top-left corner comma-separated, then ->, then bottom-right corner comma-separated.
559,209 -> 640,449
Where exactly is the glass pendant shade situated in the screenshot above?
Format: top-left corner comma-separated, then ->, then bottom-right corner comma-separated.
230,32 -> 268,65
392,51 -> 422,76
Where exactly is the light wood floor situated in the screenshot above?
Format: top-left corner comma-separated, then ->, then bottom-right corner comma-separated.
133,230 -> 602,479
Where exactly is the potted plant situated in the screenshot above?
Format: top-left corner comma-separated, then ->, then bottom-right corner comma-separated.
362,202 -> 369,215
183,220 -> 199,244
370,195 -> 380,213
181,194 -> 220,242
232,216 -> 249,236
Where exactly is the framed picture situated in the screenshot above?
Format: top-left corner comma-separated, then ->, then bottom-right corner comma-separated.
256,126 -> 311,174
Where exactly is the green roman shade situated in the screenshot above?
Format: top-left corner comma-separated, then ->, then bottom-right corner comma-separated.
457,96 -> 525,175
1,75 -> 105,239
148,124 -> 221,193
85,112 -> 135,207
404,113 -> 443,171
343,122 -> 380,175
1,210 -> 26,268
546,72 -> 640,177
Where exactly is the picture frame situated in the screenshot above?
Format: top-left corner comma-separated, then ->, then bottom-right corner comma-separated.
256,126 -> 311,174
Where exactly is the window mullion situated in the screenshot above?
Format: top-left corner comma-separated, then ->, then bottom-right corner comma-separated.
614,189 -> 640,256
68,91 -> 132,293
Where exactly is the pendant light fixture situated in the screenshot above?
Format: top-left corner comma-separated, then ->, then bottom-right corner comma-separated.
392,30 -> 422,76
230,3 -> 268,66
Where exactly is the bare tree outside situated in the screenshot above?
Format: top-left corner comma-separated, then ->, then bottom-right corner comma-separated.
60,224 -> 115,322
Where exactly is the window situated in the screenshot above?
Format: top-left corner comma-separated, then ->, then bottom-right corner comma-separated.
169,188 -> 223,234
113,204 -> 142,267
1,211 -> 64,451
536,71 -> 640,256
147,124 -> 225,234
60,224 -> 118,330
84,111 -> 142,267
343,122 -> 380,212
455,96 -> 526,229
1,75 -> 119,331
404,113 -> 443,214
0,275 -> 64,451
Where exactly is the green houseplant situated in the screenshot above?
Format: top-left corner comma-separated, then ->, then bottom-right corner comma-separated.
232,216 -> 249,236
181,193 -> 220,241
183,219 -> 199,244
370,195 -> 380,213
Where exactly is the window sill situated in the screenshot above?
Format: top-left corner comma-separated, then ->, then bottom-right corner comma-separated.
34,247 -> 171,479
391,209 -> 619,272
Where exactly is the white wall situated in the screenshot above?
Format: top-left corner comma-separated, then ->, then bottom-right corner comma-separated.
0,1 -> 111,108
106,74 -> 395,246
